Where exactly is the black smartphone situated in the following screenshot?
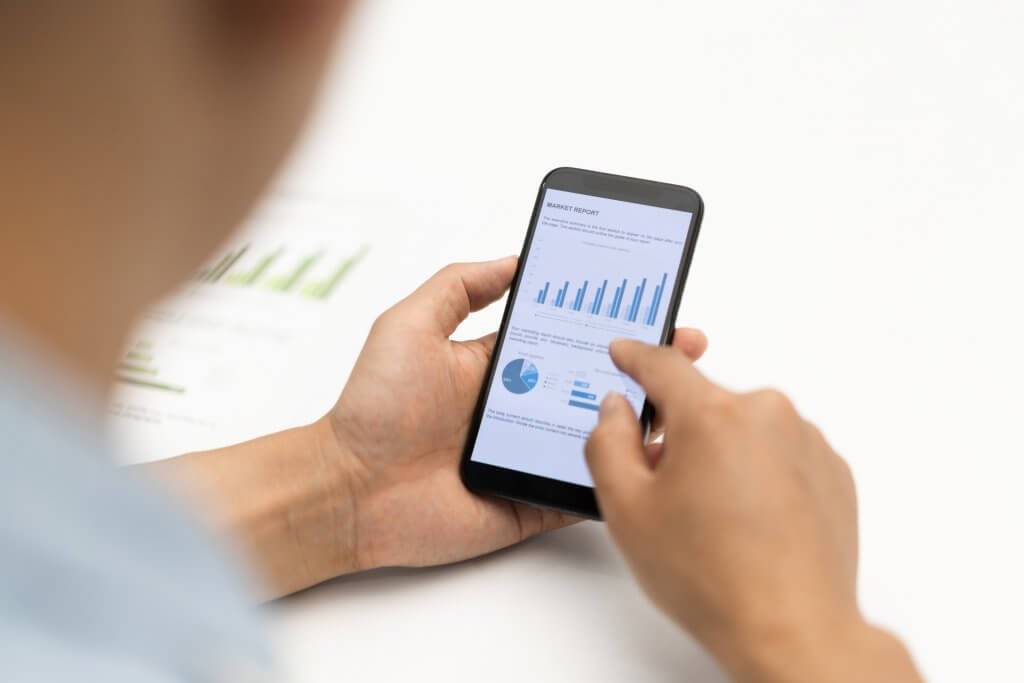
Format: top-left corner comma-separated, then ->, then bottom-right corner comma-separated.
460,167 -> 703,519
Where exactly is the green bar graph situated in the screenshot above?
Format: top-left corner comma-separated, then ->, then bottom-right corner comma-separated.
115,375 -> 186,394
209,246 -> 248,282
118,363 -> 157,375
115,340 -> 186,393
203,253 -> 232,282
196,247 -> 246,282
196,242 -> 366,300
265,252 -> 323,292
299,246 -> 368,300
226,248 -> 284,286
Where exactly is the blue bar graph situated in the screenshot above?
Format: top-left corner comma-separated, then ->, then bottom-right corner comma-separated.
571,280 -> 588,311
611,279 -> 627,318
646,272 -> 668,325
590,279 -> 608,315
569,400 -> 600,411
535,272 -> 668,326
554,280 -> 569,308
573,380 -> 590,388
571,390 -> 597,400
627,278 -> 647,322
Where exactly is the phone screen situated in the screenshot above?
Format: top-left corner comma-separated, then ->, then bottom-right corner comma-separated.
468,188 -> 693,486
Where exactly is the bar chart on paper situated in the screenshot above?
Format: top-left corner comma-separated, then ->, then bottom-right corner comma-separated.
533,272 -> 669,326
195,243 -> 369,301
115,339 -> 187,394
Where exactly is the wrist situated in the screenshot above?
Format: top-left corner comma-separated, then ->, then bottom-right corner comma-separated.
305,415 -> 372,576
722,609 -> 918,683
318,411 -> 404,572
148,419 -> 368,598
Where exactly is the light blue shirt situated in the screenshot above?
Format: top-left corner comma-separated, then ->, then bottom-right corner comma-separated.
0,329 -> 271,682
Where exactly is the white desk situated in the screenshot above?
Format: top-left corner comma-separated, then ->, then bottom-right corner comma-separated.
118,2 -> 1024,680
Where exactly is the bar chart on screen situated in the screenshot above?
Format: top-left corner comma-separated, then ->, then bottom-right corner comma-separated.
516,192 -> 686,338
533,271 -> 669,326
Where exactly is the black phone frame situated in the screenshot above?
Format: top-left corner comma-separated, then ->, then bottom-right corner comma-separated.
459,167 -> 704,519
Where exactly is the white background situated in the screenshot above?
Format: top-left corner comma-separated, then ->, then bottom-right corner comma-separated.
132,1 -> 1024,681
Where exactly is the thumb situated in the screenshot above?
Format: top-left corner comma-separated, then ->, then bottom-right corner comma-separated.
396,257 -> 517,336
585,393 -> 651,518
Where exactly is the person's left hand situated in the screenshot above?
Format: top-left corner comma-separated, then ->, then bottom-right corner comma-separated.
322,256 -> 708,570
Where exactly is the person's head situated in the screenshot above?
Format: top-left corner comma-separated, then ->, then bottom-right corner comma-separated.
0,0 -> 353,381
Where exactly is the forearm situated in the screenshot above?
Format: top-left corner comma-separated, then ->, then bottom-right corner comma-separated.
144,418 -> 361,600
719,616 -> 923,683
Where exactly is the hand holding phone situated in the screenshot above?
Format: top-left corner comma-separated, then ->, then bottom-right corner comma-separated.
461,168 -> 703,518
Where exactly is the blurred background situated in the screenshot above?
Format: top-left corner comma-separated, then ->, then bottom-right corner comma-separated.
110,1 -> 1024,681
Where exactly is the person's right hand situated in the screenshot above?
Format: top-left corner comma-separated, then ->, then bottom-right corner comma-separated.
585,340 -> 922,683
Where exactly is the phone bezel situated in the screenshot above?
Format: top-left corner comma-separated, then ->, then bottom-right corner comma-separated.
459,167 -> 704,519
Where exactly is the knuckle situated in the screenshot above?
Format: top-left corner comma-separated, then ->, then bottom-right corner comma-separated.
437,262 -> 467,281
688,388 -> 740,436
434,266 -> 470,304
830,451 -> 858,510
832,450 -> 855,485
803,418 -> 825,441
371,307 -> 398,332
700,386 -> 740,419
444,273 -> 467,301
754,388 -> 797,418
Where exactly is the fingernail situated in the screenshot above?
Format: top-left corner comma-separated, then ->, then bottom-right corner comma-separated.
600,392 -> 623,419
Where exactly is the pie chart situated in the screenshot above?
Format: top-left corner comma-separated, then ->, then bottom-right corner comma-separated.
502,358 -> 539,394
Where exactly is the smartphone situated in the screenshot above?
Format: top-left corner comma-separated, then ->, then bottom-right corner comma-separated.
460,167 -> 703,519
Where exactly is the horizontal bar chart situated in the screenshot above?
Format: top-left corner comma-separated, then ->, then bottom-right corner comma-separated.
114,340 -> 186,394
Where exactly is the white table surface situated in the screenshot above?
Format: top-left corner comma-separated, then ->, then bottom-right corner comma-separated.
135,2 -> 1024,681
